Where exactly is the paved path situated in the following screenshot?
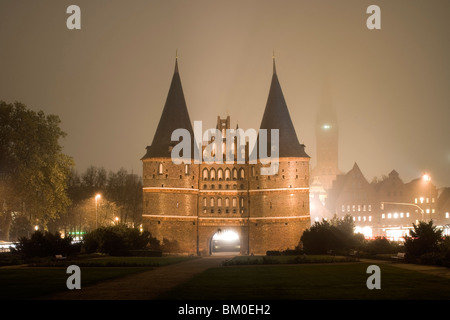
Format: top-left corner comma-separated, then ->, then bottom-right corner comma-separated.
39,255 -> 233,300
361,258 -> 450,279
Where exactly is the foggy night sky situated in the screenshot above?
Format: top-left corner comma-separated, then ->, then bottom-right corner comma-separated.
0,0 -> 449,188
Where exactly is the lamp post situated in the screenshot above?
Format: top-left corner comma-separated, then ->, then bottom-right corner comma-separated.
95,194 -> 101,229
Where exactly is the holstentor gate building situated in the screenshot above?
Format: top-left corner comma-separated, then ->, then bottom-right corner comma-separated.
141,57 -> 311,255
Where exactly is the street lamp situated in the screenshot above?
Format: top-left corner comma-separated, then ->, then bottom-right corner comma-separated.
95,194 -> 101,229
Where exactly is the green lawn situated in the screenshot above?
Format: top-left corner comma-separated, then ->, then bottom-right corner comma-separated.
0,267 -> 149,300
158,262 -> 450,300
0,255 -> 196,299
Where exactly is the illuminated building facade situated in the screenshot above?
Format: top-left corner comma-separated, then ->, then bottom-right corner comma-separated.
141,58 -> 311,255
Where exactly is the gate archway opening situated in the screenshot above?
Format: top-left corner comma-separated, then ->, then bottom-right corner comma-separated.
210,229 -> 240,255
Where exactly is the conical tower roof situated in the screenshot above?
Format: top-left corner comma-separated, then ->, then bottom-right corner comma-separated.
257,58 -> 309,158
142,58 -> 196,160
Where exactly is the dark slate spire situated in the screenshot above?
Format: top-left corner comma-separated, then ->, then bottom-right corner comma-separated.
142,58 -> 196,159
257,57 -> 309,158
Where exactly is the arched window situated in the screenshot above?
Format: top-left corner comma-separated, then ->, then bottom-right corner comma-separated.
202,168 -> 209,180
240,197 -> 244,207
158,163 -> 163,175
239,168 -> 245,180
232,168 -> 238,180
218,168 -> 223,181
184,164 -> 190,175
225,168 -> 231,180
217,198 -> 222,207
210,197 -> 215,207
232,197 -> 237,208
203,197 -> 207,207
225,198 -> 230,207
210,168 -> 216,181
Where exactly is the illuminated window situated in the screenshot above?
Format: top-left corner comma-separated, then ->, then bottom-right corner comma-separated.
342,205 -> 345,212
203,197 -> 207,207
400,212 -> 404,218
352,205 -> 356,212
368,205 -> 372,211
184,164 -> 190,175
420,197 -> 424,204
158,163 -> 163,175
239,168 -> 245,180
202,168 -> 209,180
347,205 -> 350,212
426,198 -> 429,203
382,214 -> 385,219
232,168 -> 238,180
369,216 -> 372,222
432,209 -> 435,213
406,212 -> 410,217
225,168 -> 231,180
363,205 -> 366,212
358,216 -> 361,221
388,213 -> 392,219
426,209 -> 430,214
393,213 -> 398,219
358,205 -> 361,212
415,198 -> 418,204
446,212 -> 449,219
233,197 -> 237,208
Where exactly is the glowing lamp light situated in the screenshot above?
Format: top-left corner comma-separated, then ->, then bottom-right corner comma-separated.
212,230 -> 239,243
355,226 -> 373,239
322,124 -> 331,130
423,174 -> 431,182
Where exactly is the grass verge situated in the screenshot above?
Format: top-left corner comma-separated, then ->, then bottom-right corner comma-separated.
0,255 -> 197,299
158,262 -> 450,300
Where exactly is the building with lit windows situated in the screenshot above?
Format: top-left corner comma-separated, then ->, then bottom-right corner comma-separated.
324,164 -> 447,241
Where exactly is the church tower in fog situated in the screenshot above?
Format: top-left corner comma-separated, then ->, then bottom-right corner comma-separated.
311,84 -> 341,192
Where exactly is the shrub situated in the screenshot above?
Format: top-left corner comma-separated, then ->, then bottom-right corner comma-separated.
13,231 -> 78,259
404,221 -> 443,262
301,215 -> 361,254
363,237 -> 402,255
419,252 -> 444,266
82,225 -> 160,256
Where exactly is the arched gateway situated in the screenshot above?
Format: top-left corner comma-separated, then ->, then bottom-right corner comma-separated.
210,229 -> 240,255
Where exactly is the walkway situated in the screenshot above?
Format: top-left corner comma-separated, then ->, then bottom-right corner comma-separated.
361,258 -> 450,279
39,255 -> 233,300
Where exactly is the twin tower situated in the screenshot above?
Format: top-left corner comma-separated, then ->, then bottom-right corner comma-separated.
141,57 -> 311,255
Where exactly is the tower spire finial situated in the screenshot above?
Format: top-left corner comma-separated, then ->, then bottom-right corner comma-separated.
174,49 -> 179,73
272,49 -> 276,74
